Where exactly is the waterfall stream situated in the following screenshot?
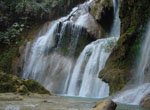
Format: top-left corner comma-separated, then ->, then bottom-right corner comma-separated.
22,0 -> 120,98
114,21 -> 150,105
22,0 -> 95,94
67,37 -> 118,98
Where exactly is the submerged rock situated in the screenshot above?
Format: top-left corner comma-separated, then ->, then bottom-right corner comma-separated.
92,99 -> 117,110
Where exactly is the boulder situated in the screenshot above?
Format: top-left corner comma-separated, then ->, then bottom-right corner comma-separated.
92,99 -> 117,110
140,93 -> 150,108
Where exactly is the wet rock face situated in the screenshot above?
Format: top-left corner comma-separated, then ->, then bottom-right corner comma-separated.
76,13 -> 104,39
48,0 -> 86,21
55,22 -> 96,57
92,99 -> 117,110
140,93 -> 150,108
144,58 -> 150,83
90,0 -> 114,32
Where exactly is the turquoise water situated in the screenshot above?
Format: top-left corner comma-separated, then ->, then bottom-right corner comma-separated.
0,94 -> 149,110
117,104 -> 149,110
61,96 -> 149,110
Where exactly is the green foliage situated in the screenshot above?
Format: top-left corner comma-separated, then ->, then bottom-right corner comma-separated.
0,23 -> 25,45
0,47 -> 17,73
23,79 -> 50,94
0,0 -> 50,31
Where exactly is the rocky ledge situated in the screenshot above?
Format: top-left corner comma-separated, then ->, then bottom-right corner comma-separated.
0,72 -> 50,95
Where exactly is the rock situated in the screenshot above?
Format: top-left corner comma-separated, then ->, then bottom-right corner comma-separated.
90,0 -> 114,32
23,79 -> 50,95
76,13 -> 105,39
92,99 -> 117,110
0,72 -> 51,95
17,85 -> 29,95
140,93 -> 150,108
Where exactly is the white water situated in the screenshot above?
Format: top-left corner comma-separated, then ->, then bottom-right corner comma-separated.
110,0 -> 120,38
67,37 -> 118,98
136,21 -> 150,85
114,21 -> 150,105
67,0 -> 121,96
114,83 -> 150,105
22,0 -> 120,98
22,0 -> 99,95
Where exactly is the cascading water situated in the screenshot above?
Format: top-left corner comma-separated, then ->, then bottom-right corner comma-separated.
22,0 -> 120,98
22,0 -> 97,94
114,21 -> 150,105
110,0 -> 120,38
67,37 -> 118,98
136,21 -> 150,85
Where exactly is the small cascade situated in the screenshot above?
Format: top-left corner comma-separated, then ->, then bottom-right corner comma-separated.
67,37 -> 118,98
114,83 -> 150,105
114,21 -> 150,105
135,21 -> 150,85
110,0 -> 120,38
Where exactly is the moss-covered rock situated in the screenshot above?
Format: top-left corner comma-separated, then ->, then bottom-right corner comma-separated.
93,99 -> 117,110
90,0 -> 114,32
23,79 -> 50,94
0,72 -> 50,95
100,0 -> 150,94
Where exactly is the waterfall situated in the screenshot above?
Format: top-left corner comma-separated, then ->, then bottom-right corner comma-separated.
22,0 -> 96,94
114,83 -> 150,105
114,21 -> 150,105
22,0 -> 120,98
66,0 -> 120,98
67,37 -> 118,98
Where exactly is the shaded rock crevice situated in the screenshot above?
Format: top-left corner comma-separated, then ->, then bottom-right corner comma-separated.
90,0 -> 114,33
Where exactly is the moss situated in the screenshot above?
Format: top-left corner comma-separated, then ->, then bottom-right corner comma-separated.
100,0 -> 150,94
0,72 -> 50,94
23,79 -> 50,94
17,85 -> 29,95
0,72 -> 21,93
0,83 -> 16,93
0,47 -> 18,74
